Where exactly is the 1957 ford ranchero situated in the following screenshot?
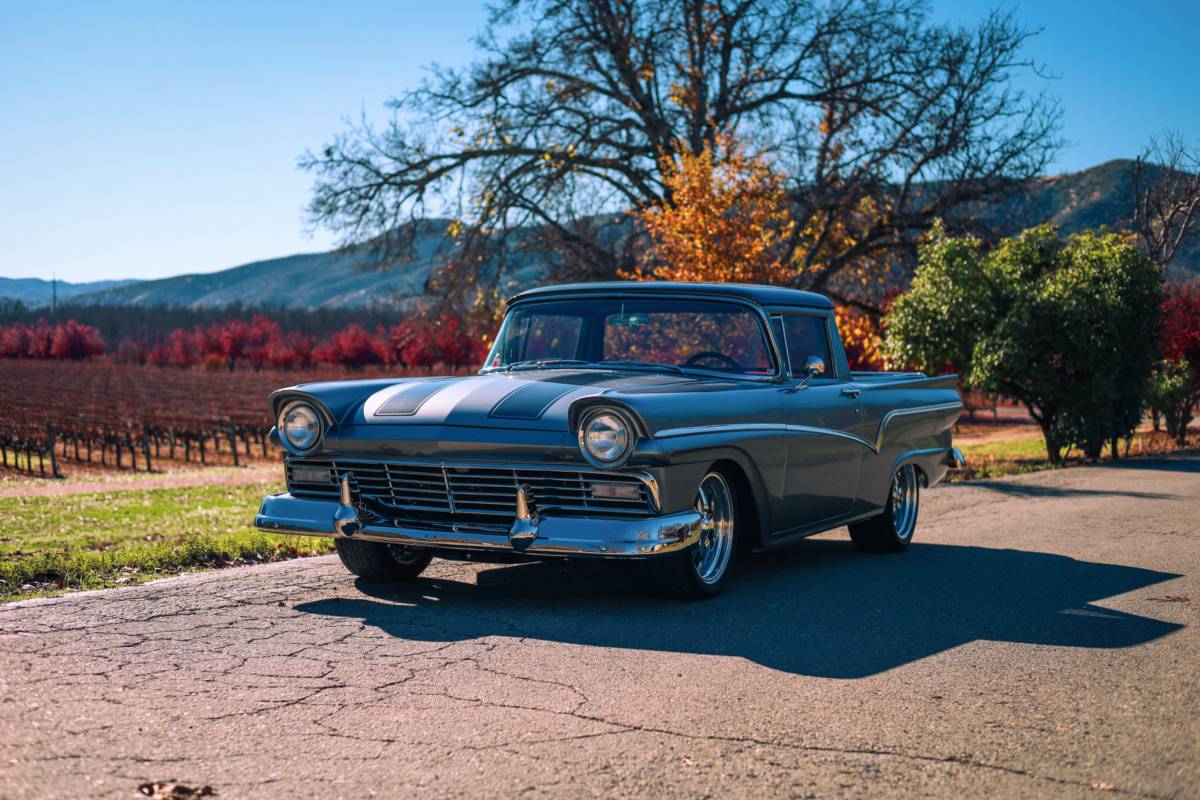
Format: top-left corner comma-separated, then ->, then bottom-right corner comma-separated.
256,282 -> 964,598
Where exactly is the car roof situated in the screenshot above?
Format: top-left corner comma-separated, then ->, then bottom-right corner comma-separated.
508,281 -> 833,309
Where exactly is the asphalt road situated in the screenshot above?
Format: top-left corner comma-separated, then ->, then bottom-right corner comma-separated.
1,456 -> 1197,799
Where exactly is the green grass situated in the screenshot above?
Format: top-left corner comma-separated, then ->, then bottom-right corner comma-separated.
952,429 -> 1196,482
954,436 -> 1053,480
0,482 -> 333,602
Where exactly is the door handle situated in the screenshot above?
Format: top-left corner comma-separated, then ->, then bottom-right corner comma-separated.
840,387 -> 861,398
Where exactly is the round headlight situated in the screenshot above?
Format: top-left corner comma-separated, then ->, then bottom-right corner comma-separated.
580,409 -> 632,465
280,402 -> 322,451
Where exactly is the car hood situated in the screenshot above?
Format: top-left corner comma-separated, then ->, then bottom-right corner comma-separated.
277,369 -> 720,433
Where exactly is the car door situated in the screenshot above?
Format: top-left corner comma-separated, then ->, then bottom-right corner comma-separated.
774,312 -> 864,531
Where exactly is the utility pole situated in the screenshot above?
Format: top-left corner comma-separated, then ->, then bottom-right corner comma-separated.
51,273 -> 57,315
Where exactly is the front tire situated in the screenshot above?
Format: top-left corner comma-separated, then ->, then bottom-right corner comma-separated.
334,539 -> 433,580
655,471 -> 737,599
848,464 -> 920,553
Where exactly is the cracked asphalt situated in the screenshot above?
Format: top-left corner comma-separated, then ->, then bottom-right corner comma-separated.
1,455 -> 1197,799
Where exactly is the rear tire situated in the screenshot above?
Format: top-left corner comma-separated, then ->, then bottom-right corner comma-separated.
334,539 -> 433,580
848,464 -> 920,553
654,470 -> 737,600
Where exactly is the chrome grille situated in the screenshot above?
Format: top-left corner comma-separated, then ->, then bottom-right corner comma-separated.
285,458 -> 655,533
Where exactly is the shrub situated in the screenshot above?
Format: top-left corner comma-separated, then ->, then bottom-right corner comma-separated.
1152,282 -> 1200,442
49,320 -> 106,360
886,224 -> 1162,464
1148,359 -> 1194,443
314,324 -> 388,368
389,316 -> 485,369
2,311 -> 487,371
0,319 -> 104,360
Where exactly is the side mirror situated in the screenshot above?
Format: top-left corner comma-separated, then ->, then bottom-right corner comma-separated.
794,356 -> 825,390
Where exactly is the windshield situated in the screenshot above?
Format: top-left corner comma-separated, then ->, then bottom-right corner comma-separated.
483,297 -> 776,377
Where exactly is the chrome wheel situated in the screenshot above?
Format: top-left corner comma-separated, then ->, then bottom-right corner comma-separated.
693,472 -> 735,584
890,465 -> 919,541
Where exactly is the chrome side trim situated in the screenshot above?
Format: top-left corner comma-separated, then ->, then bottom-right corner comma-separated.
256,493 -> 701,558
654,400 -> 964,454
868,402 -> 960,453
891,446 -> 951,474
654,423 -> 783,438
783,423 -> 875,451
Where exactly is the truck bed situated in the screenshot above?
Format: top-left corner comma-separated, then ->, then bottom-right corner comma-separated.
850,371 -> 959,390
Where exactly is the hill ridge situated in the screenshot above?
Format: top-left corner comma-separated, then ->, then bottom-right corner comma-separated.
5,159 -> 1195,310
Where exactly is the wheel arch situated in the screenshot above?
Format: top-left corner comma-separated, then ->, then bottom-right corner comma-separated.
706,456 -> 768,548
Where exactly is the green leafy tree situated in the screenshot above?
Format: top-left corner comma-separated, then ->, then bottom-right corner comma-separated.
885,225 -> 1162,464
1147,359 -> 1195,444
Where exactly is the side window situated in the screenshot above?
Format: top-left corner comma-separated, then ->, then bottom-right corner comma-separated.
781,315 -> 834,378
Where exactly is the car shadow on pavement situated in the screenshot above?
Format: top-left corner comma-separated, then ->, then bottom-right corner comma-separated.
966,481 -> 1181,499
294,541 -> 1184,679
1100,452 -> 1200,474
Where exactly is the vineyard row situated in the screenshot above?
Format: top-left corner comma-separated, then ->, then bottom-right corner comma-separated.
0,360 -> 454,478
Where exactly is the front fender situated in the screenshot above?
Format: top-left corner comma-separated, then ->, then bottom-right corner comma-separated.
644,432 -> 782,545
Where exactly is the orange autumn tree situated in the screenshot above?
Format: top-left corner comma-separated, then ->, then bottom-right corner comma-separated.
632,137 -> 794,283
632,135 -> 886,369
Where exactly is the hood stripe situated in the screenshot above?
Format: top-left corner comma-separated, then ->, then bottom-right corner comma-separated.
374,379 -> 459,416
489,372 -> 610,419
410,377 -> 515,421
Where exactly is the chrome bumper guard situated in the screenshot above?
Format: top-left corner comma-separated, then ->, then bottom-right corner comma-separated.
255,491 -> 703,558
943,447 -> 966,469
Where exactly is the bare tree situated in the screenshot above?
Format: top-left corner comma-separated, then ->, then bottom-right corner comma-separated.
302,0 -> 1062,307
1132,131 -> 1200,268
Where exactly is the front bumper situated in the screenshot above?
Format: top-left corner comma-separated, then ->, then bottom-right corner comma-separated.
255,492 -> 703,558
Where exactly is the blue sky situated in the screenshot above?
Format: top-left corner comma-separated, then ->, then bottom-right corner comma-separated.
1,0 -> 1196,283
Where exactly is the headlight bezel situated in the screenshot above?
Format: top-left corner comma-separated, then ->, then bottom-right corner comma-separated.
277,400 -> 325,454
577,406 -> 636,468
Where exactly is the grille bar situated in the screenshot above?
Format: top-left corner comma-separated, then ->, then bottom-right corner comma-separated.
286,458 -> 656,533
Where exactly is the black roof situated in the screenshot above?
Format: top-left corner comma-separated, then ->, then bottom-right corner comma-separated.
509,281 -> 832,309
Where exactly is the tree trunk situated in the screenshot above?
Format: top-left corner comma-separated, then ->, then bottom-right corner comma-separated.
1040,422 -> 1061,465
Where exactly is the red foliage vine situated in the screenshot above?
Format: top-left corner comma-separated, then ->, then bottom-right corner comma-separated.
0,314 -> 486,370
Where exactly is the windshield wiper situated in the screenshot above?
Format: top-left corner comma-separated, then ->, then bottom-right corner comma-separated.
590,360 -> 687,375
498,359 -> 590,373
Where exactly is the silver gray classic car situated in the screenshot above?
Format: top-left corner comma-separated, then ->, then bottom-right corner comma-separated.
256,282 -> 963,598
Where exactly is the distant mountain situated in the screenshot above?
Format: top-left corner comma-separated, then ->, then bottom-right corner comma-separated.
49,159 -> 1200,311
0,277 -> 142,306
71,219 -> 548,310
71,240 -> 434,310
979,159 -> 1198,280
1008,160 -> 1139,231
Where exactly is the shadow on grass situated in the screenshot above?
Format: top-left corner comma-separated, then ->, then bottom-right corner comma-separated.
295,540 -> 1183,679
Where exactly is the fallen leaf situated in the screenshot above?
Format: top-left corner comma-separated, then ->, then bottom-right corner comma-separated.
137,781 -> 216,799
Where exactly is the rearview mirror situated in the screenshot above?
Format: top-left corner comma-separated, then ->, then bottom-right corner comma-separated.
610,313 -> 650,327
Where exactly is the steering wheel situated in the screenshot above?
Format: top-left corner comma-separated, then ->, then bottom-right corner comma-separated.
684,351 -> 740,370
